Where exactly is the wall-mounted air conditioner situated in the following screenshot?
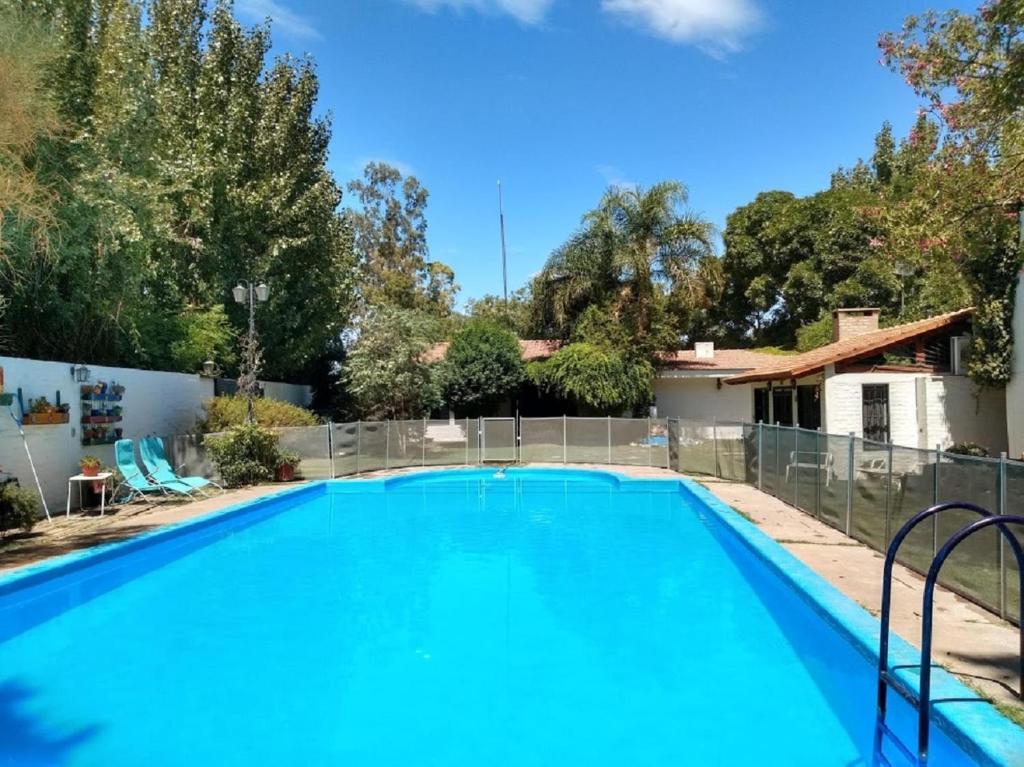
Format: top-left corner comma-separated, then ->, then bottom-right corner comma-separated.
950,335 -> 970,375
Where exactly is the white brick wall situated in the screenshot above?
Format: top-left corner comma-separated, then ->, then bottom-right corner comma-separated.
824,371 -> 1007,453
0,356 -> 312,514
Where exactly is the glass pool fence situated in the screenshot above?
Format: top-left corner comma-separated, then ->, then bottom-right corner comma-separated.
164,417 -> 1019,623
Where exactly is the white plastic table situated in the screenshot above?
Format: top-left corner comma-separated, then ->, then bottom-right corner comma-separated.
66,472 -> 113,517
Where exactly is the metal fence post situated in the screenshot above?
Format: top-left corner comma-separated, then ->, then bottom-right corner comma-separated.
647,417 -> 652,467
465,417 -> 470,465
794,427 -> 800,510
355,420 -> 361,474
845,432 -> 854,536
933,443 -> 941,556
562,415 -> 567,464
327,421 -> 335,478
999,451 -> 1008,619
774,424 -> 780,495
422,418 -> 427,466
607,416 -> 612,465
757,422 -> 763,491
815,428 -> 822,519
384,420 -> 390,470
713,417 -> 719,478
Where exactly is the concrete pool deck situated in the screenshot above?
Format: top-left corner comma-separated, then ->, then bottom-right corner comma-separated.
0,464 -> 1020,718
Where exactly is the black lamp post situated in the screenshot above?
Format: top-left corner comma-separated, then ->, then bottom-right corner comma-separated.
233,280 -> 270,424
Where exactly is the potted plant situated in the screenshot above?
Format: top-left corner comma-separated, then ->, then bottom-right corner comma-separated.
274,450 -> 301,482
0,482 -> 39,539
80,455 -> 102,477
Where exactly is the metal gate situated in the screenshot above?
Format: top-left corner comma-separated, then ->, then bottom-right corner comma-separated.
480,418 -> 517,462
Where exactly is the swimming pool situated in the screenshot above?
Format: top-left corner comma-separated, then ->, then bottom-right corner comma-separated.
0,469 -> 1020,766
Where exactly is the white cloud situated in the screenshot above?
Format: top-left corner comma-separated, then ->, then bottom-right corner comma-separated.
405,0 -> 554,25
595,164 -> 636,190
601,0 -> 761,55
235,0 -> 322,41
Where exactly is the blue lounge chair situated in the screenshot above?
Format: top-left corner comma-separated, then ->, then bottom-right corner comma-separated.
139,435 -> 221,495
114,439 -> 195,501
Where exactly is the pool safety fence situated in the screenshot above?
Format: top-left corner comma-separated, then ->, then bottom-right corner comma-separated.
164,417 -> 1018,623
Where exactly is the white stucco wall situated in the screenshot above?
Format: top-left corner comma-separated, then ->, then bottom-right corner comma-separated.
652,376 -> 753,422
1007,270 -> 1024,459
0,356 -> 311,513
824,371 -> 1007,453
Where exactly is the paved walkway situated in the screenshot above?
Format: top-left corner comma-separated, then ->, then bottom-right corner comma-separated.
1,465 -> 1019,719
0,484 -> 290,574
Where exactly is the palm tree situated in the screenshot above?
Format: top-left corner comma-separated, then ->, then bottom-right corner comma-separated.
532,181 -> 720,351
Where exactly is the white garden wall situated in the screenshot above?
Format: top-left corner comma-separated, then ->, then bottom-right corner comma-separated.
652,376 -> 754,422
1007,269 -> 1024,460
0,356 -> 311,514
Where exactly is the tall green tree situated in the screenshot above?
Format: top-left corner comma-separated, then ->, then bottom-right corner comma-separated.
532,182 -> 719,353
441,320 -> 525,417
345,161 -> 457,316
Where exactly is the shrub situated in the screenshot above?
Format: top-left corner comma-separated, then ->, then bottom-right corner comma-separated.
0,483 -> 39,538
200,395 -> 318,433
529,343 -> 652,414
441,320 -> 525,417
204,424 -> 282,487
947,442 -> 990,458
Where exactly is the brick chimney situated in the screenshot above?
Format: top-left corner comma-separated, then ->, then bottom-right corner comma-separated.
832,308 -> 880,342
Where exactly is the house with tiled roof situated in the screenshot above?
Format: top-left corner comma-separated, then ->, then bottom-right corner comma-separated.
662,307 -> 1006,454
426,306 -> 1008,453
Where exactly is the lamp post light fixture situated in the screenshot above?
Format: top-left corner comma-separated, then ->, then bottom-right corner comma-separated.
70,364 -> 90,383
233,279 -> 270,424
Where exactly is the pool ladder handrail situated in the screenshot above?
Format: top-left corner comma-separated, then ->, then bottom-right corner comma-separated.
875,502 -> 1024,766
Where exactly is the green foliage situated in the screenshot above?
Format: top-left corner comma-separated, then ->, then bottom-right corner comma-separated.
0,0 -> 357,379
345,162 -> 457,317
531,182 -> 719,354
530,343 -> 652,414
441,320 -> 525,417
796,315 -> 833,352
947,441 -> 990,458
204,423 -> 281,487
200,395 -> 318,433
0,483 -> 39,538
343,306 -> 442,419
465,288 -> 534,336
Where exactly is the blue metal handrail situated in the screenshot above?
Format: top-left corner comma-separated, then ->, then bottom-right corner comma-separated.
916,515 -> 1024,764
874,502 -> 1024,766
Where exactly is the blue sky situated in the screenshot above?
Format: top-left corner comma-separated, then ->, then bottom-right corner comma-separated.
235,0 -> 974,308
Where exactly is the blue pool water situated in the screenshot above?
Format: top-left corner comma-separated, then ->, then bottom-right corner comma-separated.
0,470 -> 1010,765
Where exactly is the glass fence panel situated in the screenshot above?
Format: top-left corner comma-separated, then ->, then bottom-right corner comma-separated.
677,420 -> 716,476
609,418 -> 650,466
742,423 -> 758,486
272,426 -> 331,480
715,421 -> 746,482
424,419 -> 472,466
760,425 -> 780,497
165,433 -> 215,480
667,419 -> 681,473
565,418 -> 610,464
887,445 -> 937,575
1005,463 -> 1024,622
481,419 -> 516,462
791,428 -> 821,518
331,422 -> 359,476
818,433 -> 849,532
775,427 -> 799,510
357,421 -> 387,473
850,439 -> 889,550
935,453 -> 1002,615
520,418 -> 564,463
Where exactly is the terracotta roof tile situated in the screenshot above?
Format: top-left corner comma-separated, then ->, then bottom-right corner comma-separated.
726,308 -> 973,384
423,339 -> 562,364
655,349 -> 786,371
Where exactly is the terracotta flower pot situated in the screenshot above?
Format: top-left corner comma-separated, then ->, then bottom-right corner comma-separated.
81,465 -> 100,477
275,464 -> 296,482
